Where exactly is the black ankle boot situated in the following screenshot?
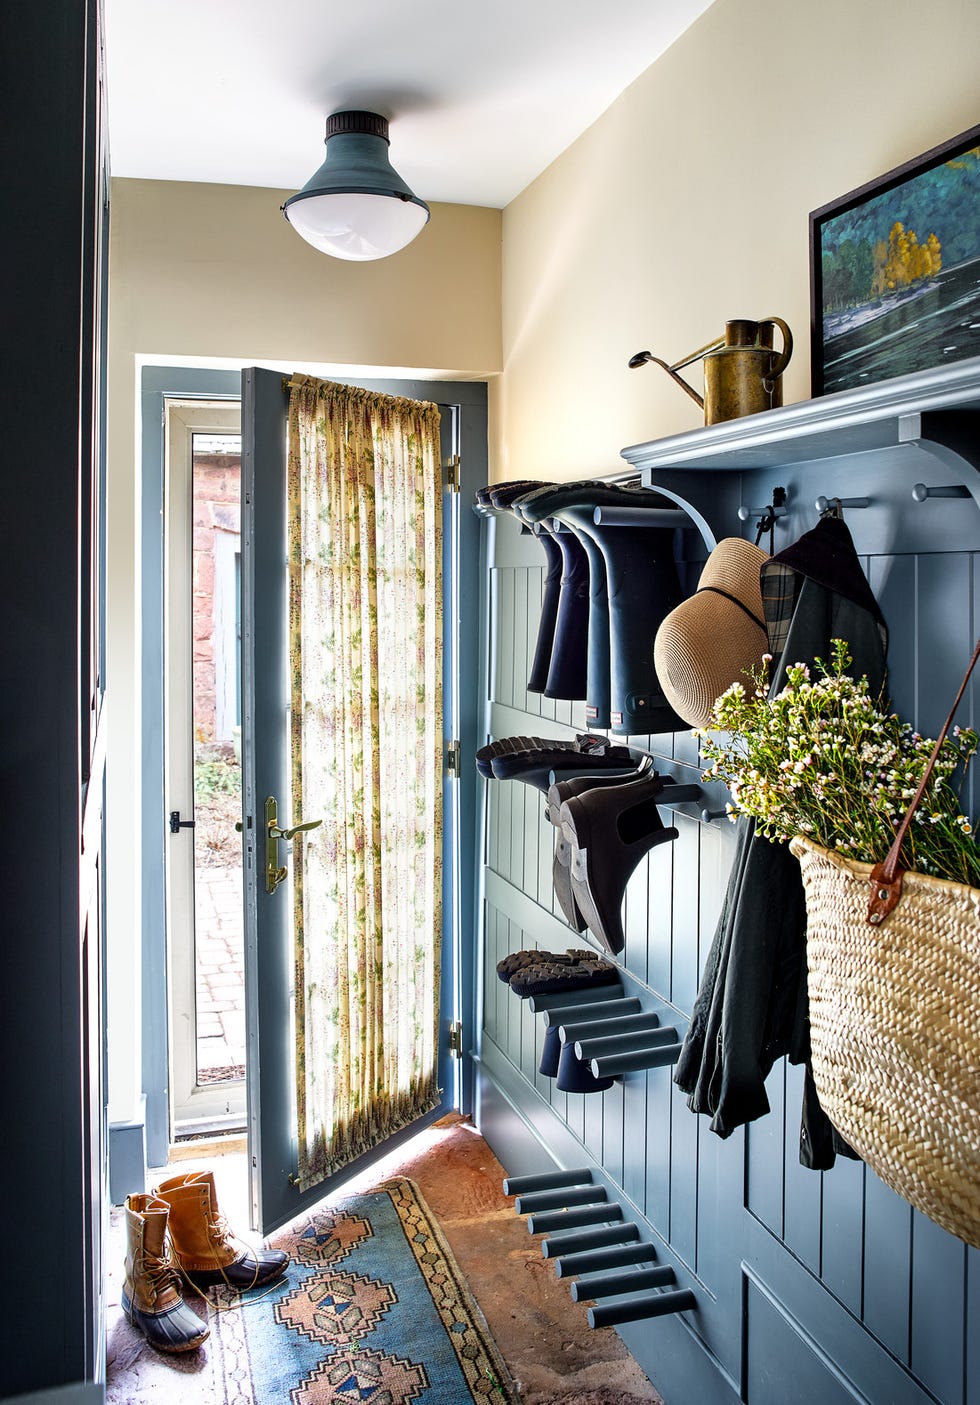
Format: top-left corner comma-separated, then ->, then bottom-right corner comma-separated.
559,773 -> 678,955
546,764 -> 651,930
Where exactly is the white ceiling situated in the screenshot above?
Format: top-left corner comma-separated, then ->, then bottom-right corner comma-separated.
104,0 -> 714,209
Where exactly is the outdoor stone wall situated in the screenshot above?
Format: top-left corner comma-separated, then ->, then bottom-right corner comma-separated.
192,450 -> 240,743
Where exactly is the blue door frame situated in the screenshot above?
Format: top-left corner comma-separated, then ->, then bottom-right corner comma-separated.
134,364 -> 486,1175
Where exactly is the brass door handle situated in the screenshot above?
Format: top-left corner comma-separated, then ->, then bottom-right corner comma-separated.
265,797 -> 322,894
269,818 -> 323,842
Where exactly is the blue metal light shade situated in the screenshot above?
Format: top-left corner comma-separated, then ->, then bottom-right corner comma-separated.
282,110 -> 430,261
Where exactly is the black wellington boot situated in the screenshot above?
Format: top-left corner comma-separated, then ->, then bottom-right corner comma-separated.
517,481 -> 688,736
527,523 -> 564,692
588,520 -> 686,734
550,504 -> 611,729
542,526 -> 590,700
487,480 -> 551,511
485,483 -> 576,696
559,772 -> 679,955
514,488 -> 612,726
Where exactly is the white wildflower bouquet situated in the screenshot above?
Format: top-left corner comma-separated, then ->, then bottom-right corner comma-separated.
698,639 -> 980,888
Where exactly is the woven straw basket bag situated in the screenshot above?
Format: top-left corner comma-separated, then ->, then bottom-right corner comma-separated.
790,637 -> 980,1248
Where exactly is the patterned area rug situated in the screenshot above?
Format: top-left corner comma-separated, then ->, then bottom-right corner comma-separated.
201,1177 -> 515,1404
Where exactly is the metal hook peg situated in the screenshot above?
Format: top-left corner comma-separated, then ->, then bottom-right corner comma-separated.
814,495 -> 871,514
700,806 -> 730,824
737,504 -> 788,522
911,482 -> 971,502
739,484 -> 787,523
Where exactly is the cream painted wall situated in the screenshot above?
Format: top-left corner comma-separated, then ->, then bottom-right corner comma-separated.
105,179 -> 500,1126
494,0 -> 980,483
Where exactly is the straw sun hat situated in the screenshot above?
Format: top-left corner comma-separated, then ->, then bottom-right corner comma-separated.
653,538 -> 770,729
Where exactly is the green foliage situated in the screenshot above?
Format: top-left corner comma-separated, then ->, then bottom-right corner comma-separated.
822,238 -> 875,310
194,745 -> 241,803
699,641 -> 980,886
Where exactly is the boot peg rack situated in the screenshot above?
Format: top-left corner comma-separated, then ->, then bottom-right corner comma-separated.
502,1167 -> 696,1329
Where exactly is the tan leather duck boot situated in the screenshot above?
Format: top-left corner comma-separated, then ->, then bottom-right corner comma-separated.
121,1194 -> 210,1353
155,1170 -> 288,1291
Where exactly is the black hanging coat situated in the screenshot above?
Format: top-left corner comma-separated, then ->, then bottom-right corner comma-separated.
673,514 -> 887,1166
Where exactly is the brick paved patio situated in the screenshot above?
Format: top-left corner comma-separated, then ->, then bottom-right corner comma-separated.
194,862 -> 246,1080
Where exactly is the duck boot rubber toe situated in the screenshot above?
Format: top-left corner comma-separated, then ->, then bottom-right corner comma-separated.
122,1194 -> 209,1353
155,1170 -> 288,1292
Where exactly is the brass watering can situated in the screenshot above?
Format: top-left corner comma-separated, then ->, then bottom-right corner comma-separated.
629,317 -> 793,426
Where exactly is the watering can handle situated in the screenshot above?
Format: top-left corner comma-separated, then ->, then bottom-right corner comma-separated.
761,317 -> 793,387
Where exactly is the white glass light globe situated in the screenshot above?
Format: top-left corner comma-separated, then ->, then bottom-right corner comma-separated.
284,191 -> 429,262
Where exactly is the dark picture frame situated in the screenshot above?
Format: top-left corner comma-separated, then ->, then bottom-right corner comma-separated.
809,121 -> 980,396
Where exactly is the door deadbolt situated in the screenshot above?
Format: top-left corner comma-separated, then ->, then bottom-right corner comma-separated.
265,796 -> 322,895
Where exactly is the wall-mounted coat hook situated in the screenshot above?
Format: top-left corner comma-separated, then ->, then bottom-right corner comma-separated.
815,494 -> 871,514
700,806 -> 730,823
737,503 -> 788,522
911,481 -> 971,502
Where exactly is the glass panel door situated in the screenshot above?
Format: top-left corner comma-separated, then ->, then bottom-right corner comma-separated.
165,398 -> 245,1135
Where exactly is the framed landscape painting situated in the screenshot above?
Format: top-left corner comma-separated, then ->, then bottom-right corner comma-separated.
810,121 -> 980,396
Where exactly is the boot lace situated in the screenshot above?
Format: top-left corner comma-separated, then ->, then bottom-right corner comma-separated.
169,1211 -> 278,1307
137,1246 -> 182,1305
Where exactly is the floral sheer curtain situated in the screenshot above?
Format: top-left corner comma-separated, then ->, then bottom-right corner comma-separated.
287,375 -> 443,1192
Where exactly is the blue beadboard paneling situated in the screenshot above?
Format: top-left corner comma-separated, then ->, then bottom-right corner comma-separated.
819,1153 -> 865,1316
669,1076 -> 699,1268
746,1065 -> 785,1240
782,1060 -> 822,1275
645,1066 -> 672,1233
910,1212 -> 967,1405
862,1172 -> 913,1362
646,840 -> 674,996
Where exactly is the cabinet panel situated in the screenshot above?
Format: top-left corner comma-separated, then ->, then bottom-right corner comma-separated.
745,1280 -> 862,1405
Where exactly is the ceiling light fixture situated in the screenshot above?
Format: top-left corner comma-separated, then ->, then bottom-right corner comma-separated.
281,110 -> 430,262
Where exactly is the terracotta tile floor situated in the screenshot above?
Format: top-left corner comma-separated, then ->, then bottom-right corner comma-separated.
106,1116 -> 662,1405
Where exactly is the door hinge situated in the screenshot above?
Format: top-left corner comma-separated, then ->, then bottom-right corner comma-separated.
445,454 -> 460,492
448,1020 -> 463,1058
446,739 -> 462,775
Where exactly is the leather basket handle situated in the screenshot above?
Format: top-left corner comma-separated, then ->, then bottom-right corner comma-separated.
867,635 -> 980,924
